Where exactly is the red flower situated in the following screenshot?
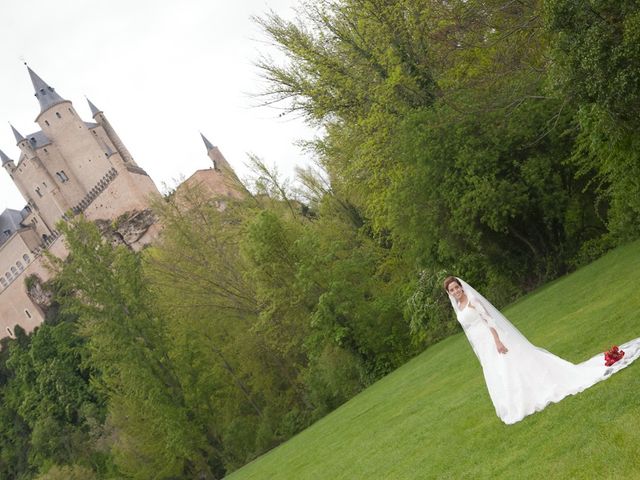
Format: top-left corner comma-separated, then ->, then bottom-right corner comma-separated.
604,345 -> 625,366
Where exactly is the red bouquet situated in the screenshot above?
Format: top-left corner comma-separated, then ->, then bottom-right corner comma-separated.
604,345 -> 625,366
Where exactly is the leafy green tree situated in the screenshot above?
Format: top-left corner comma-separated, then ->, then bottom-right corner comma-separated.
545,0 -> 640,240
0,303 -> 111,480
255,0 -> 605,309
242,160 -> 416,403
146,184 -> 285,471
0,330 -> 33,479
51,217 -> 223,479
147,164 -> 416,470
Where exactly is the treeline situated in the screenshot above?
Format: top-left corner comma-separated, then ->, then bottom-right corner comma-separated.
0,181 -> 415,479
2,0 -> 640,478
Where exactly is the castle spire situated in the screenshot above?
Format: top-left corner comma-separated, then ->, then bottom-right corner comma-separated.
10,124 -> 25,144
27,65 -> 66,112
200,132 -> 234,173
86,97 -> 102,117
0,148 -> 13,166
200,133 -> 215,153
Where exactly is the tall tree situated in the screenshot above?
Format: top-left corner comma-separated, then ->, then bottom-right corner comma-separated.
256,0 -> 605,299
51,217 -> 223,479
545,0 -> 640,240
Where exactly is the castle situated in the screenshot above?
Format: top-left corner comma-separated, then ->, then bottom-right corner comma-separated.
1,66 -> 240,339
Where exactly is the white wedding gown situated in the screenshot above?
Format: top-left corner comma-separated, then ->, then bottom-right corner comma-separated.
452,279 -> 640,424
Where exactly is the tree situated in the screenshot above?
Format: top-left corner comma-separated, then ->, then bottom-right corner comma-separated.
545,0 -> 640,240
51,217 -> 222,479
255,0 -> 605,300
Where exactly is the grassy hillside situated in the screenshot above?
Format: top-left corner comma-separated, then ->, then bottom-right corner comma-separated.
227,241 -> 640,479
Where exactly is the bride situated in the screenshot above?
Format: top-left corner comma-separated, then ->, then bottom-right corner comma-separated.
445,276 -> 640,424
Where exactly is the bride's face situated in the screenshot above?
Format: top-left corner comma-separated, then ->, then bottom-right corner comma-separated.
447,282 -> 465,301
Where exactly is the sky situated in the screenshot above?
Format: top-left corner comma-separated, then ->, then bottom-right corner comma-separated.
0,0 -> 315,211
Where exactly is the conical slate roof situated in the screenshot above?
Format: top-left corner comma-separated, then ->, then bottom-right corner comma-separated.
10,124 -> 25,144
27,66 -> 66,112
200,133 -> 215,152
86,98 -> 102,117
0,148 -> 13,165
0,209 -> 25,247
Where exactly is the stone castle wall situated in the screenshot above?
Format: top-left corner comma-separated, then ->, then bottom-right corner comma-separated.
0,235 -> 67,337
0,205 -> 160,339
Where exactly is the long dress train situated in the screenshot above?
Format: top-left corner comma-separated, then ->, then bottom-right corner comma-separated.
452,279 -> 640,424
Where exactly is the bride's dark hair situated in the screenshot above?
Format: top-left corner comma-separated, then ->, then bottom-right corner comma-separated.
443,276 -> 461,292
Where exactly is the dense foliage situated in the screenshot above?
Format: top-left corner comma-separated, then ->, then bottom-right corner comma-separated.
255,0 -> 607,295
0,309 -> 109,478
1,0 -> 640,478
545,0 -> 640,240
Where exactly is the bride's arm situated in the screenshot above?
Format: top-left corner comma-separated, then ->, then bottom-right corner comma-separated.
469,303 -> 509,354
488,326 -> 508,354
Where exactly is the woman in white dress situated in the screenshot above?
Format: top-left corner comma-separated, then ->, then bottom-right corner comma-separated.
444,276 -> 640,424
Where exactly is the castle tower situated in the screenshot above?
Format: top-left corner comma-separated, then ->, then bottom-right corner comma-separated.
87,98 -> 138,168
6,66 -> 160,224
200,133 -> 234,173
173,134 -> 245,209
8,123 -> 66,237
1,65 -> 163,340
28,67 -> 118,200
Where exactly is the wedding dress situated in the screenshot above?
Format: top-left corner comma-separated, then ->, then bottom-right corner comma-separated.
449,278 -> 640,424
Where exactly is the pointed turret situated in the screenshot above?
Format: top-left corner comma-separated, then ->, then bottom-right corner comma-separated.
0,149 -> 13,166
11,124 -> 36,160
1,148 -> 16,174
11,124 -> 25,144
200,132 -> 233,173
87,98 -> 102,118
27,66 -> 66,113
200,133 -> 215,153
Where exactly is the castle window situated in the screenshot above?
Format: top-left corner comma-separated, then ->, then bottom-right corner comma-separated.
5,272 -> 12,281
45,120 -> 50,126
16,261 -> 24,272
3,229 -> 10,238
43,148 -> 48,153
11,266 -> 17,276
25,310 -> 32,319
6,327 -> 12,336
56,112 -> 62,118
0,278 -> 7,288
42,181 -> 47,188
23,254 -> 30,263
35,186 -> 42,197
56,170 -> 69,182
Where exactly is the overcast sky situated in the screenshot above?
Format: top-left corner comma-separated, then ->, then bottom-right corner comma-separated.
0,0 -> 314,211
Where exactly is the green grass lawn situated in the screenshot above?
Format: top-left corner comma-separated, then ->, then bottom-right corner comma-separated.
227,241 -> 640,480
